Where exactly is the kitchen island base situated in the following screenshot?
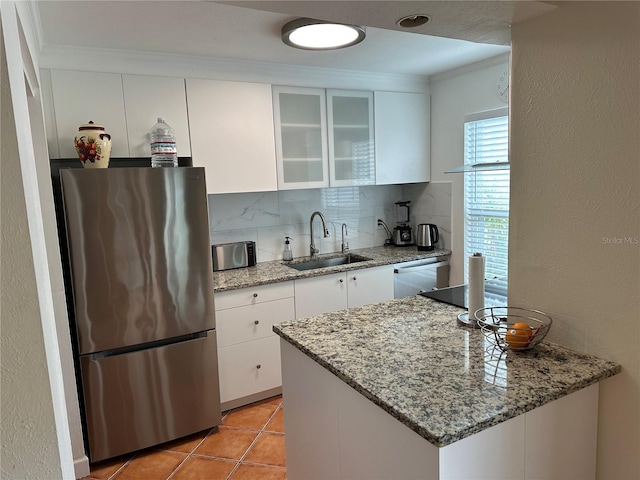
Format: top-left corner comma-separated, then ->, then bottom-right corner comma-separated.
281,339 -> 599,480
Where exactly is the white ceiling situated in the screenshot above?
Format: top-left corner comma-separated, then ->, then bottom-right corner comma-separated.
35,1 -> 555,77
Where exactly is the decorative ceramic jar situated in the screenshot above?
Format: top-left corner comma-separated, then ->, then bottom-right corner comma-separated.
74,121 -> 112,168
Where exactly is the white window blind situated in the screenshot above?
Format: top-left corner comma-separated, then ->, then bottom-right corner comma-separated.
464,109 -> 509,303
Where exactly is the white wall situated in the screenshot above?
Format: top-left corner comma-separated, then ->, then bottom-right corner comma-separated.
510,3 -> 639,479
428,54 -> 509,285
0,2 -> 74,477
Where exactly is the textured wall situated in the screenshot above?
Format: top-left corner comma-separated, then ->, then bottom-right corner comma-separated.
0,24 -> 63,479
510,3 -> 640,479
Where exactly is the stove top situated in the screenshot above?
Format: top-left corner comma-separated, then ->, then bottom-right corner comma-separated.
418,279 -> 507,309
418,285 -> 468,308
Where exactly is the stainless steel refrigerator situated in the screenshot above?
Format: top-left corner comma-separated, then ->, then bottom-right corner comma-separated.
60,167 -> 221,462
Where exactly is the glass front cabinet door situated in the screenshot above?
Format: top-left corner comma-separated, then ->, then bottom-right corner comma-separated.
327,90 -> 375,187
273,87 -> 375,190
273,86 -> 329,190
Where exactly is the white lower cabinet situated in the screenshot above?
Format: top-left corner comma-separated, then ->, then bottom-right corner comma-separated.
216,266 -> 394,409
294,272 -> 348,319
217,336 -> 282,407
294,265 -> 394,319
214,281 -> 294,409
345,265 -> 395,309
281,340 -> 600,480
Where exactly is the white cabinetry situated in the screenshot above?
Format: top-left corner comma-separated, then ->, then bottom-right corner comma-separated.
214,281 -> 294,409
375,91 -> 430,185
294,272 -> 347,319
48,70 -> 191,160
273,86 -> 375,190
273,86 -> 329,189
50,70 -> 129,158
187,79 -> 277,194
327,90 -> 375,187
281,340 -> 600,480
122,74 -> 191,157
345,265 -> 395,309
294,265 -> 394,319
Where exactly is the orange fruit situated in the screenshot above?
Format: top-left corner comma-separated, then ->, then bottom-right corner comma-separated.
505,321 -> 533,348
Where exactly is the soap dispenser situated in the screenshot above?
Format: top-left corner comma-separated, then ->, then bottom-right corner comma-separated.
283,236 -> 293,261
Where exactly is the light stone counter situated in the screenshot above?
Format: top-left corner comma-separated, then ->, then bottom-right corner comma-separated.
273,295 -> 621,448
213,245 -> 450,292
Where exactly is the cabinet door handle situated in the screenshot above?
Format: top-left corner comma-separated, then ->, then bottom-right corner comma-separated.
352,276 -> 357,281
253,293 -> 258,298
254,320 -> 260,325
256,364 -> 262,369
339,278 -> 344,283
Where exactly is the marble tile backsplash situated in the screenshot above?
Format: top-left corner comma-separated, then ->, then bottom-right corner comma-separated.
404,182 -> 452,251
208,182 -> 452,263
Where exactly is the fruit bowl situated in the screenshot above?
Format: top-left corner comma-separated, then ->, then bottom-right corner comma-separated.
475,306 -> 553,351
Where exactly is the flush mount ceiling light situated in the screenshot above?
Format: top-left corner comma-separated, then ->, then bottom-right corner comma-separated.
282,18 -> 366,50
396,14 -> 430,29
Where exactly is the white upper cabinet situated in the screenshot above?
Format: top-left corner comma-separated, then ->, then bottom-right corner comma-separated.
273,86 -> 329,190
122,75 -> 191,158
375,91 -> 431,185
273,86 -> 375,190
327,90 -> 375,187
50,70 -> 129,158
48,70 -> 191,160
187,79 -> 278,194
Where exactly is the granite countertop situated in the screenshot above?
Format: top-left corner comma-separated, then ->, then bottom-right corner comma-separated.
273,295 -> 621,447
213,246 -> 450,292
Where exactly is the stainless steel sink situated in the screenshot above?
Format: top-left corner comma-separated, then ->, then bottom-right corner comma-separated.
287,254 -> 372,272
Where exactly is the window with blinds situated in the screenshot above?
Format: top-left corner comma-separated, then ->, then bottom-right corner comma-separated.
463,108 -> 509,302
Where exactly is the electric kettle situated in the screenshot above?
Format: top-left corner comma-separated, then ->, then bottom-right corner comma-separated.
416,224 -> 439,251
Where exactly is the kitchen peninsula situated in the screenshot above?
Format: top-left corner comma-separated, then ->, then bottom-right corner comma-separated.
274,296 -> 620,480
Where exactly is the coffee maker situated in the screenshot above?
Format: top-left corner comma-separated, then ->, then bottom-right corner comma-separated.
393,201 -> 414,246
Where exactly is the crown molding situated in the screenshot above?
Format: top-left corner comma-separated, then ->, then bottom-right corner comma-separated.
38,44 -> 430,93
429,53 -> 510,84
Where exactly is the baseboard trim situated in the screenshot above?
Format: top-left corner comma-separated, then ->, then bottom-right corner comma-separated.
73,454 -> 90,479
221,387 -> 282,412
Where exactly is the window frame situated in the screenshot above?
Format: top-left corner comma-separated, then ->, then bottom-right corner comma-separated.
463,108 -> 509,303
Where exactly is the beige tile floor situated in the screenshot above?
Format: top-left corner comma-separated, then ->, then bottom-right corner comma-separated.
82,396 -> 286,480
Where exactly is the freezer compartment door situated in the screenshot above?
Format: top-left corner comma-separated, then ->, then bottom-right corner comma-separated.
80,330 -> 221,462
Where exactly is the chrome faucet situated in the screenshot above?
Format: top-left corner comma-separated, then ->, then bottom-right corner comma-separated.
341,223 -> 349,253
309,211 -> 330,256
377,219 -> 393,246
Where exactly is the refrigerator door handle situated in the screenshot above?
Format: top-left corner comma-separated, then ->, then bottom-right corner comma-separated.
91,330 -> 210,360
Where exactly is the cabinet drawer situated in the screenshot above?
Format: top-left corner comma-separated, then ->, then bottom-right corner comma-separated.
215,281 -> 294,310
218,336 -> 282,404
216,298 -> 295,347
